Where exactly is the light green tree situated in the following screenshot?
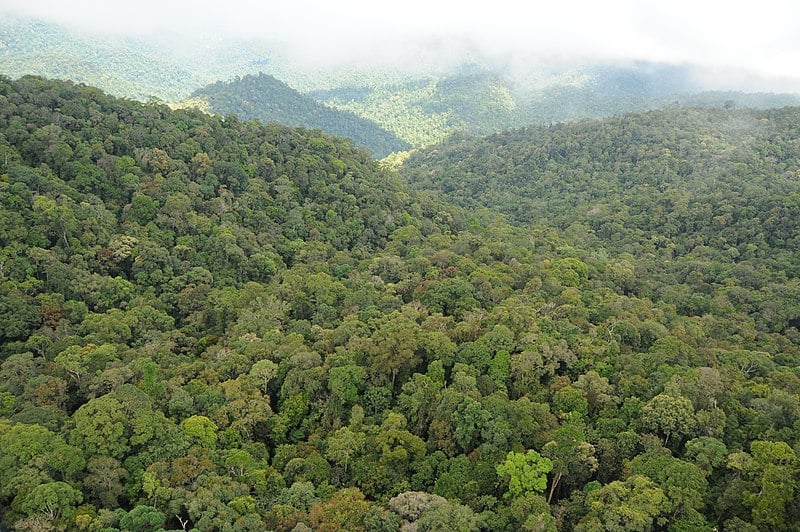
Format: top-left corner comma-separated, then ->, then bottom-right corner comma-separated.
17,481 -> 83,521
496,450 -> 553,499
640,393 -> 695,446
741,440 -> 800,530
249,359 -> 278,395
577,475 -> 666,531
325,426 -> 366,475
181,415 -> 219,449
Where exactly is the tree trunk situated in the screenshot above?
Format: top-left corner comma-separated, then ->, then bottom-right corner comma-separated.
547,471 -> 562,504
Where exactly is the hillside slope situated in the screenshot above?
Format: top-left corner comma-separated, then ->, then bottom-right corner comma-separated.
0,16 -> 291,102
193,73 -> 410,158
402,107 -> 800,270
0,18 -> 203,101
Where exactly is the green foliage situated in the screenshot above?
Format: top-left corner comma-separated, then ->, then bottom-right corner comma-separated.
626,452 -> 709,523
119,505 -> 166,531
542,420 -> 599,502
181,415 -> 219,449
640,393 -> 696,446
17,481 -> 83,520
68,394 -> 130,459
416,500 -> 479,531
193,74 -> 410,158
325,426 -> 366,475
0,76 -> 798,531
684,437 -> 727,473
738,441 -> 800,530
496,450 -> 553,499
0,285 -> 41,341
577,475 -> 666,531
402,107 -> 800,289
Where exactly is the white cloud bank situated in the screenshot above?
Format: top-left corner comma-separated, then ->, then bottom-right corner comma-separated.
2,0 -> 799,88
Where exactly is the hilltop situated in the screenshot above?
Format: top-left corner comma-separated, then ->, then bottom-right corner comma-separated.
191,73 -> 410,158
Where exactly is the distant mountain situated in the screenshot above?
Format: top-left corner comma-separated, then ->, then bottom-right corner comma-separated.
518,64 -> 800,123
0,17 -> 201,101
0,16 -> 279,102
192,73 -> 410,158
310,69 -> 522,146
312,63 -> 800,147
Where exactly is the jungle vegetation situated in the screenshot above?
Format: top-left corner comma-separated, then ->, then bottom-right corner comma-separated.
1,76 -> 799,531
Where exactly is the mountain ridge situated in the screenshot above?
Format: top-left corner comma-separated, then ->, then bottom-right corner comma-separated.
191,73 -> 410,158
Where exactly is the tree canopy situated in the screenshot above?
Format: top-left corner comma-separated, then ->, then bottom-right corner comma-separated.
0,76 -> 799,530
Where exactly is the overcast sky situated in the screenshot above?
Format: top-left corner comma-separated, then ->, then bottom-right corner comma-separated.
3,0 -> 800,86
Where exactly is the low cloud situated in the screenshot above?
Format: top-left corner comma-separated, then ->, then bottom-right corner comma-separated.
3,0 -> 799,91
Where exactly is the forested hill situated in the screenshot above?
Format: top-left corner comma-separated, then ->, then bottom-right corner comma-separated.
192,73 -> 410,158
2,77 -> 800,531
0,18 -> 202,102
402,107 -> 800,269
0,16 -> 286,103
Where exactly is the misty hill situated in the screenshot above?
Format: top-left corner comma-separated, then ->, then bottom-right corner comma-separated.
3,14 -> 797,152
0,17 -> 202,101
0,14 -> 417,105
519,64 -> 800,123
311,68 -> 525,146
0,16 -> 280,102
313,63 -> 800,147
192,73 -> 410,157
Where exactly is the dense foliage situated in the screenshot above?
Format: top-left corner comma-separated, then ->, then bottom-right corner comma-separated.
1,77 -> 800,531
402,107 -> 800,275
192,74 -> 410,158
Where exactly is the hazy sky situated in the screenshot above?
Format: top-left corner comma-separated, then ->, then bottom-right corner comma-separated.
3,0 -> 800,84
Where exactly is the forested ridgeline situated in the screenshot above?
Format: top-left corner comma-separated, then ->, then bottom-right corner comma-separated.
402,107 -> 800,276
1,76 -> 799,531
0,16 -> 287,104
4,14 -> 798,156
192,74 -> 410,159
0,18 -> 203,103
